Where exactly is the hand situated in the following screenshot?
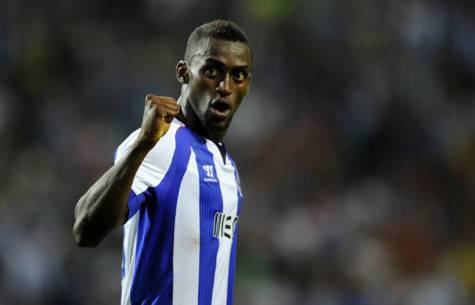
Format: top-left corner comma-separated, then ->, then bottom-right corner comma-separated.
137,94 -> 181,147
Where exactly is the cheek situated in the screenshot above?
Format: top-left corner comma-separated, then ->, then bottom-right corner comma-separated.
198,79 -> 216,92
235,85 -> 249,99
199,81 -> 217,99
190,79 -> 215,110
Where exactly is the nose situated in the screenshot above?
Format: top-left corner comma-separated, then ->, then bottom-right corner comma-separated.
216,75 -> 232,97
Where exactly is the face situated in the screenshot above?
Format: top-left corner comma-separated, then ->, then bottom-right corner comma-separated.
180,38 -> 252,135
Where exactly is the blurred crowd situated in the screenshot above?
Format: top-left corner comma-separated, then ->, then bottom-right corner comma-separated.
0,0 -> 474,304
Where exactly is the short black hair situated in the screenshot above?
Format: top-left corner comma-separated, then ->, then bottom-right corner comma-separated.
184,20 -> 251,62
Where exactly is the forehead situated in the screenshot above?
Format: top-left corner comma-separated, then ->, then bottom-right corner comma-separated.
190,38 -> 252,68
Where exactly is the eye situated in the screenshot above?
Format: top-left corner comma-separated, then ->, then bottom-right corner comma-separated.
204,66 -> 219,78
232,70 -> 247,82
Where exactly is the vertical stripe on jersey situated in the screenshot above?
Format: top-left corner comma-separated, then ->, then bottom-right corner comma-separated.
227,161 -> 243,305
173,150 -> 200,305
210,147 -> 239,305
129,127 -> 192,305
193,142 -> 222,305
121,213 -> 139,305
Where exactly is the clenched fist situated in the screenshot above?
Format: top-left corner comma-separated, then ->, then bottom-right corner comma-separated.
137,94 -> 181,147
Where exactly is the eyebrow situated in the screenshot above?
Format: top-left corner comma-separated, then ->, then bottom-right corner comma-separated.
203,58 -> 250,70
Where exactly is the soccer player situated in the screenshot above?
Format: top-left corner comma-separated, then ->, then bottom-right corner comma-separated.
73,20 -> 252,305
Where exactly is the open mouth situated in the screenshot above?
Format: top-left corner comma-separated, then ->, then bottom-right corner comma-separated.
210,99 -> 231,117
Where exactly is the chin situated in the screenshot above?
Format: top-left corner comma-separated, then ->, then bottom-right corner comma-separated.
207,121 -> 229,132
205,117 -> 232,133
203,112 -> 233,132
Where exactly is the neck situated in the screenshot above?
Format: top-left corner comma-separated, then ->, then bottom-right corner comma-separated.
177,95 -> 225,143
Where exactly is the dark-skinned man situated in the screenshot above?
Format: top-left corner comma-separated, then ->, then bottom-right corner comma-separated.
73,20 -> 252,305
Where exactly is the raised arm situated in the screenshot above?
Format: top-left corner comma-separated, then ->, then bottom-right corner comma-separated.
73,95 -> 180,247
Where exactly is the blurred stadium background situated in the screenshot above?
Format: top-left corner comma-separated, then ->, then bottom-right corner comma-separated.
1,0 -> 475,304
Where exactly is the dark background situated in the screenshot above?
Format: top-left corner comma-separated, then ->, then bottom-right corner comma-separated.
1,0 -> 474,304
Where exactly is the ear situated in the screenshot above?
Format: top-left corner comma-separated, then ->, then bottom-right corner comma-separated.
176,60 -> 189,84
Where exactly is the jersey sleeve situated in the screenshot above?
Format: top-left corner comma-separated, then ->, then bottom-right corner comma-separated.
114,123 -> 180,220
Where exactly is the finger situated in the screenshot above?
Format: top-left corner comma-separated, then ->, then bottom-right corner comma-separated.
160,99 -> 179,108
158,96 -> 177,103
145,94 -> 175,104
161,103 -> 180,113
145,94 -> 156,104
160,109 -> 179,121
144,95 -> 179,117
148,96 -> 176,106
145,96 -> 159,111
164,114 -> 175,124
146,97 -> 178,110
154,104 -> 178,120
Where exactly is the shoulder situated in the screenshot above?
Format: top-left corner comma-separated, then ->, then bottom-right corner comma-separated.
114,119 -> 186,164
144,119 -> 185,164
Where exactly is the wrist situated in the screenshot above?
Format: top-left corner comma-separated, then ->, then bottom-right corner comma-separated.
133,134 -> 158,153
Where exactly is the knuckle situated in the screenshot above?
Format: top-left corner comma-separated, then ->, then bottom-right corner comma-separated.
162,96 -> 176,103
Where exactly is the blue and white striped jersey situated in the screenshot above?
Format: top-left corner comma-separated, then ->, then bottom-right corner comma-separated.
114,119 -> 243,305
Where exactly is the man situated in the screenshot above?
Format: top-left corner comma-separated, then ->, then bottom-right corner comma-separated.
73,20 -> 252,305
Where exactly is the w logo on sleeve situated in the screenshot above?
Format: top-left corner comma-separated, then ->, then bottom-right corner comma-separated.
202,164 -> 218,183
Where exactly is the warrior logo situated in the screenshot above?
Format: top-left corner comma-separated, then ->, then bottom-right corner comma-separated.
202,165 -> 217,183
